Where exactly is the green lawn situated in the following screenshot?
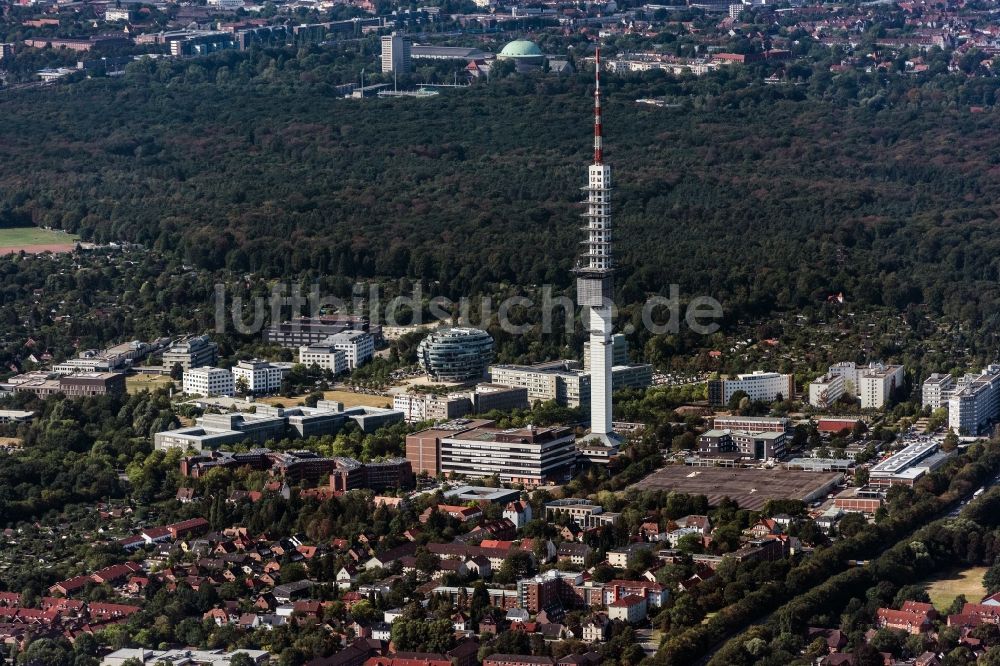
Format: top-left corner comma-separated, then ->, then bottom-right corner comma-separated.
923,566 -> 988,611
126,375 -> 175,395
0,227 -> 78,248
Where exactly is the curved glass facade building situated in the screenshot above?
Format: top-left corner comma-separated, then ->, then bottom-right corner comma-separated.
417,328 -> 494,382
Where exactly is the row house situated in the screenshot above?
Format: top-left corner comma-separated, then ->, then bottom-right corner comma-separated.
877,602 -> 937,634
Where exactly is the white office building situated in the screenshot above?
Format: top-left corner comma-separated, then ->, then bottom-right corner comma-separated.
381,32 -> 411,73
299,343 -> 348,375
708,371 -> 794,406
182,367 -> 235,397
162,335 -> 219,372
328,331 -> 373,370
299,330 -> 372,373
922,373 -> 955,410
808,372 -> 845,409
232,359 -> 286,394
858,363 -> 904,409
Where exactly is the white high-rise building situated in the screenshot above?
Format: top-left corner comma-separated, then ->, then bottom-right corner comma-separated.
922,373 -> 954,410
182,367 -> 235,397
858,363 -> 904,409
809,372 -> 845,409
231,359 -> 286,394
381,32 -> 411,74
299,331 -> 373,371
573,49 -> 618,447
827,361 -> 860,394
708,371 -> 795,406
947,365 -> 1000,436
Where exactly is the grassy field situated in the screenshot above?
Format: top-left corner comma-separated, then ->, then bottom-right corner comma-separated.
0,227 -> 79,248
126,374 -> 175,395
258,389 -> 391,409
923,566 -> 988,611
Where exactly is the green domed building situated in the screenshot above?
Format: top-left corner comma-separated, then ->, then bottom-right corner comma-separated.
497,39 -> 546,67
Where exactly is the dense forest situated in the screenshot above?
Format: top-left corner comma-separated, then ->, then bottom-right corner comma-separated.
3,43 -> 1000,332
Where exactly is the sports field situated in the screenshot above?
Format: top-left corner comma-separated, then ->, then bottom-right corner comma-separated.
0,227 -> 79,254
923,566 -> 988,611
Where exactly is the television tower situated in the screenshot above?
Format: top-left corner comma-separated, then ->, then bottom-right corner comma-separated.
574,48 -> 620,447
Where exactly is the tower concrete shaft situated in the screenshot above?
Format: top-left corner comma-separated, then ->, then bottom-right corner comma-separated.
574,47 -> 618,445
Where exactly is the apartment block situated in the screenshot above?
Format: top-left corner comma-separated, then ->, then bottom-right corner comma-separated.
828,361 -> 860,394
489,362 -> 589,407
808,372 -> 845,409
858,363 -> 904,409
948,365 -> 1000,436
922,373 -> 955,410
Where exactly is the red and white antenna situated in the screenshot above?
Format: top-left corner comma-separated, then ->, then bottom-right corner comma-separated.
594,47 -> 603,165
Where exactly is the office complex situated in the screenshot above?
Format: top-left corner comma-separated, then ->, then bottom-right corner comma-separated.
162,335 -> 219,371
394,393 -> 473,423
405,419 -> 495,477
298,342 -> 347,375
471,384 -> 529,413
231,359 -> 287,394
439,423 -> 577,486
573,48 -> 618,447
265,315 -> 379,347
12,372 -> 126,398
155,412 -> 289,452
381,32 -> 411,73
858,363 -> 904,409
156,403 -> 402,452
489,361 -> 650,409
417,327 -> 494,381
698,416 -> 790,461
182,367 -> 236,397
299,331 -> 373,372
395,384 -> 530,424
710,416 -> 791,433
490,362 -> 589,407
707,371 -> 795,406
808,372 -> 845,409
696,428 -> 786,461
